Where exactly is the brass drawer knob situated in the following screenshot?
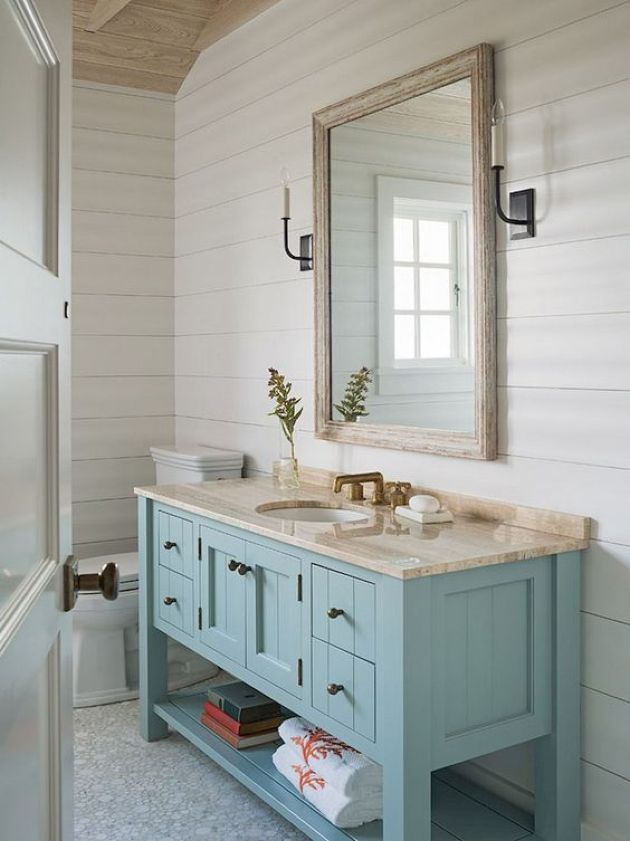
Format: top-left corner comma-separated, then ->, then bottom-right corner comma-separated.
237,563 -> 252,576
327,607 -> 344,619
163,541 -> 177,550
163,596 -> 177,606
327,683 -> 344,696
227,559 -> 239,572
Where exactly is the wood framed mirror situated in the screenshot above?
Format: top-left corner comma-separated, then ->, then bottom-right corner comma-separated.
314,43 -> 496,459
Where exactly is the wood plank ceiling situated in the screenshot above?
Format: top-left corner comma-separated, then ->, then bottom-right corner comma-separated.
73,0 -> 281,94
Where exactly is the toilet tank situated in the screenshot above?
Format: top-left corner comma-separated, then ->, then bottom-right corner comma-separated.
150,445 -> 243,485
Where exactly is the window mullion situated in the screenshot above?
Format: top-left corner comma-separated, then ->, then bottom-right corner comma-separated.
413,219 -> 420,360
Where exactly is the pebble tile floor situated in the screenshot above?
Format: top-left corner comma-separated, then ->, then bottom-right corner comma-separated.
74,696 -> 308,841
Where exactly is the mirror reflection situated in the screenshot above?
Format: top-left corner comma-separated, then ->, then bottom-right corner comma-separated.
329,78 -> 474,432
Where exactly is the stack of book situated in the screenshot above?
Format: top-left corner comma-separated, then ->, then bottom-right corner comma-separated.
200,680 -> 285,750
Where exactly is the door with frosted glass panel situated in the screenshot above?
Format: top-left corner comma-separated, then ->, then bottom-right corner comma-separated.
0,1 -> 73,838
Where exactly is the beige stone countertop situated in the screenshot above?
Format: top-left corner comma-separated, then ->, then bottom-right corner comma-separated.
135,477 -> 589,580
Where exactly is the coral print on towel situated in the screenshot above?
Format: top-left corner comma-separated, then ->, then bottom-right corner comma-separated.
291,727 -> 360,766
291,763 -> 327,793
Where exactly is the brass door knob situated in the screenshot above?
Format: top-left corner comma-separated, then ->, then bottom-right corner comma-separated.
327,683 -> 344,696
327,607 -> 344,619
227,559 -> 239,572
64,556 -> 119,611
163,596 -> 177,606
237,563 -> 252,576
163,541 -> 177,550
77,562 -> 119,601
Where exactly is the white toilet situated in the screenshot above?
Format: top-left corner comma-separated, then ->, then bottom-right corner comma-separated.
72,444 -> 243,707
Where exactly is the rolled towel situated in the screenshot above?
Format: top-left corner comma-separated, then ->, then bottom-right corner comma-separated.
279,717 -> 382,797
272,744 -> 382,829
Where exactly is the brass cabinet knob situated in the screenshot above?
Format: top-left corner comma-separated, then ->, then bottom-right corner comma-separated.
327,683 -> 344,696
227,559 -> 239,572
327,607 -> 344,619
163,541 -> 177,550
163,596 -> 177,606
237,563 -> 252,576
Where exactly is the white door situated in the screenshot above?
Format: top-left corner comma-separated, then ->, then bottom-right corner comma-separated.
0,1 -> 73,839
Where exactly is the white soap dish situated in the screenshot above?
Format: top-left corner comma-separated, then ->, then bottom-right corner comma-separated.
395,506 -> 454,525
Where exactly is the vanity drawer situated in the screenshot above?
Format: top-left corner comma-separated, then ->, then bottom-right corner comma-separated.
156,566 -> 194,638
157,507 -> 194,579
312,566 -> 375,662
311,639 -> 375,742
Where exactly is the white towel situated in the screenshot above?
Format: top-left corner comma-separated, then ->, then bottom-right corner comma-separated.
278,717 -> 382,797
272,744 -> 382,828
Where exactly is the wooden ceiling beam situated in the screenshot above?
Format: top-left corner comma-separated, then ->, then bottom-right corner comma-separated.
194,0 -> 281,51
86,0 -> 134,32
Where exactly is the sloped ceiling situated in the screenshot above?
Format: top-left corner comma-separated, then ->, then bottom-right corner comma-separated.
73,0 -> 281,94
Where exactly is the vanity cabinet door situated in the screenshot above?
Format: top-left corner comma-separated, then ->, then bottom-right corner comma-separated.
245,542 -> 303,698
156,566 -> 194,638
312,639 -> 375,741
199,526 -> 246,666
312,566 -> 376,662
157,507 -> 195,578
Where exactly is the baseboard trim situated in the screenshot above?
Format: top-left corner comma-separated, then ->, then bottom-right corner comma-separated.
581,825 -> 626,841
457,761 -> 621,841
455,761 -> 534,815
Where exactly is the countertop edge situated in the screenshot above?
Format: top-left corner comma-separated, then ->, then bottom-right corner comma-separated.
134,485 -> 588,580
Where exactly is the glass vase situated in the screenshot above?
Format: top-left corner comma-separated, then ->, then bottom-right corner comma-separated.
277,456 -> 299,490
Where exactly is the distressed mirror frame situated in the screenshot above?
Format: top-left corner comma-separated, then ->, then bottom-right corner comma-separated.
313,43 -> 496,459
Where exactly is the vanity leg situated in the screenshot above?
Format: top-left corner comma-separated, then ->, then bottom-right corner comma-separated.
381,577 -> 433,841
534,551 -> 581,840
138,497 -> 169,741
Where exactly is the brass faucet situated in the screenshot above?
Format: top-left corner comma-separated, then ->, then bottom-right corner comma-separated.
332,472 -> 385,504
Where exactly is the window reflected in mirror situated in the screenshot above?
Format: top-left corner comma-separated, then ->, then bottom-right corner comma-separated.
330,78 -> 475,433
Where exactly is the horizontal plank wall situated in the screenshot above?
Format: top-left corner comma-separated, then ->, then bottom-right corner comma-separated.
73,80 -> 175,559
172,2 -> 630,839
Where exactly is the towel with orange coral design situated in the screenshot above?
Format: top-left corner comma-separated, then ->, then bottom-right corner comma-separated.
278,717 -> 382,798
272,744 -> 382,828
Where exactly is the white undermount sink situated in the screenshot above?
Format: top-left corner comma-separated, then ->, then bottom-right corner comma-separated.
256,502 -> 369,523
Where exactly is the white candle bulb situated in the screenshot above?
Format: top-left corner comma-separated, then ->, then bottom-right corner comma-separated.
491,98 -> 506,169
280,166 -> 291,218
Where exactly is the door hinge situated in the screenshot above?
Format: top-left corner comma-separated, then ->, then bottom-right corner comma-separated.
297,573 -> 303,602
297,658 -> 303,687
198,606 -> 202,630
198,536 -> 202,560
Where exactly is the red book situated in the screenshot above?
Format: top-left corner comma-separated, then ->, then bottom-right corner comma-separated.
200,712 -> 280,750
203,701 -> 283,736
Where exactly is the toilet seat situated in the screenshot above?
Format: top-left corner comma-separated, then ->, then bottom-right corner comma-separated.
78,551 -> 139,593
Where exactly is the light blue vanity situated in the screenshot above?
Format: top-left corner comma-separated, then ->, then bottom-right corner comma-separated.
137,478 -> 587,841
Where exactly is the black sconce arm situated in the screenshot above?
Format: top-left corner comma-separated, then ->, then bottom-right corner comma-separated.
493,166 -> 535,239
282,217 -> 313,271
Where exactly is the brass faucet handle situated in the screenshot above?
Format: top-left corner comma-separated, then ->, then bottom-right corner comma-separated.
371,485 -> 385,505
385,481 -> 412,509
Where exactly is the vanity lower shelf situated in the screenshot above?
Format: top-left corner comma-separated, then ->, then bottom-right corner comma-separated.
154,691 -> 540,841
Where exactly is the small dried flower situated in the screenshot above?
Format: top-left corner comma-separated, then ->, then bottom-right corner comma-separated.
267,367 -> 303,461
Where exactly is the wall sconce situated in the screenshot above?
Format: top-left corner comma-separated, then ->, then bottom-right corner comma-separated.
280,167 -> 313,270
491,100 -> 535,240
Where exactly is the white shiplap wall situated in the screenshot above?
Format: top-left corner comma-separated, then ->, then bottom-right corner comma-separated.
72,81 -> 175,559
172,2 -> 630,839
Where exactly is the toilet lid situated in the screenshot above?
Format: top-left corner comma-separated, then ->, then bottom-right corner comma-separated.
78,552 -> 138,591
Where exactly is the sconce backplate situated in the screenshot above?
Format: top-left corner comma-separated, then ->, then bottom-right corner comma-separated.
509,189 -> 535,239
